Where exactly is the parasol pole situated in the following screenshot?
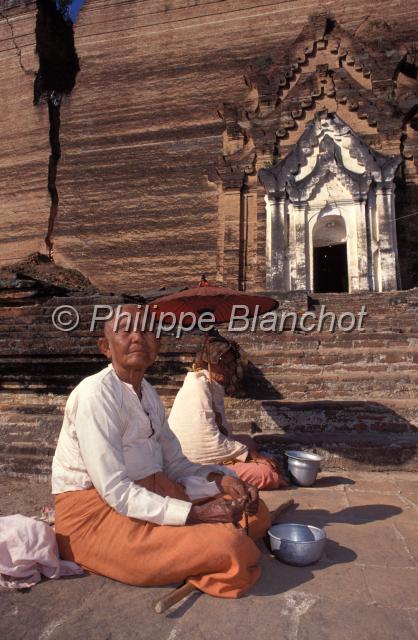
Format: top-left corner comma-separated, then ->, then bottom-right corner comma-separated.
207,342 -> 217,431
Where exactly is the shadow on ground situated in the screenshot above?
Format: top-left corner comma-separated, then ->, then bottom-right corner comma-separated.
252,499 -> 402,597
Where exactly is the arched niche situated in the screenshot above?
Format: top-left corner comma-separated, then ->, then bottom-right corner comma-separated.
312,212 -> 347,247
312,213 -> 348,292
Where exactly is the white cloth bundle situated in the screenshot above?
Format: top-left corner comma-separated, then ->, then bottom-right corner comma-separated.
0,514 -> 83,590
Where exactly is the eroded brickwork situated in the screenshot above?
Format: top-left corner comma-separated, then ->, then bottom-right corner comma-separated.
1,1 -> 418,291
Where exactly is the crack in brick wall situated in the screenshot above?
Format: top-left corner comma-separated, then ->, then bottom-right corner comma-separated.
0,9 -> 34,76
33,0 -> 80,259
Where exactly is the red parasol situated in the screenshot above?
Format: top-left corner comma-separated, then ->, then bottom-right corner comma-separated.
152,285 -> 278,325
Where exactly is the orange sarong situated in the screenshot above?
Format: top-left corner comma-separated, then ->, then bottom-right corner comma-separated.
54,472 -> 271,598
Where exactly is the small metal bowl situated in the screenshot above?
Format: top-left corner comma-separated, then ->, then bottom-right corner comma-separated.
285,450 -> 322,487
268,523 -> 326,566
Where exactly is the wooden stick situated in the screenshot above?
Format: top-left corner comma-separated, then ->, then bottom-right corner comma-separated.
154,581 -> 197,614
269,498 -> 295,524
154,499 -> 295,613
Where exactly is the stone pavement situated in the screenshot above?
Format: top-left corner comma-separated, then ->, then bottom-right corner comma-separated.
1,471 -> 418,640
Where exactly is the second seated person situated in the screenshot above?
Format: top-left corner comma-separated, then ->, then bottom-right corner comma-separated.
169,333 -> 287,490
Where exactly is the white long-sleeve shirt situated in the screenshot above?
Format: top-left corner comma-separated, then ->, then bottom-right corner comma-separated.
168,371 -> 249,465
52,364 -> 236,527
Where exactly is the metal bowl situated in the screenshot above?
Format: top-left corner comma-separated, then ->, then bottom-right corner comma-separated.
285,450 -> 322,487
268,523 -> 326,566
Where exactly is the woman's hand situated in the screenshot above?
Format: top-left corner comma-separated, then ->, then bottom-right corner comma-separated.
186,497 -> 246,525
207,473 -> 259,515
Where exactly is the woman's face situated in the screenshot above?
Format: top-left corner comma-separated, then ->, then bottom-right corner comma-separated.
99,304 -> 160,373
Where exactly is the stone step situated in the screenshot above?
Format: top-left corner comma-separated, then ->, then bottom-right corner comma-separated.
2,361 -> 417,387
0,393 -> 68,408
0,412 -> 62,427
0,348 -> 418,376
1,368 -> 417,399
0,301 -> 415,322
307,290 -> 418,302
307,301 -> 418,310
222,398 -> 418,433
248,353 -> 418,368
4,320 -> 415,332
254,431 -> 418,472
0,362 -> 416,388
2,398 -> 418,437
160,363 -> 418,382
1,352 -> 418,385
2,430 -> 417,478
246,344 -> 418,357
2,392 -> 417,416
2,332 -> 418,358
235,332 -> 418,348
307,305 -> 417,315
245,382 -> 417,401
3,339 -> 418,362
158,371 -> 418,397
249,361 -> 418,373
0,450 -> 55,478
2,339 -> 418,365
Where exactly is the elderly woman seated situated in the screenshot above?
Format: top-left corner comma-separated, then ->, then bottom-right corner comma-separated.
168,333 -> 287,490
52,305 -> 271,599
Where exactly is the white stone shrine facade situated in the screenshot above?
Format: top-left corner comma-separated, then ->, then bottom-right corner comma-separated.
259,114 -> 401,293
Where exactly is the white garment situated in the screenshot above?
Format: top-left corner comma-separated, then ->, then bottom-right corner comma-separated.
52,364 -> 236,527
168,371 -> 249,465
0,515 -> 83,590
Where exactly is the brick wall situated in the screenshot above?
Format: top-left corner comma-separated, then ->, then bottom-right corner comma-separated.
1,1 -> 418,291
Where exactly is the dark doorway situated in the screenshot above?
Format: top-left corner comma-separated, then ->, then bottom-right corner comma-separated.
314,242 -> 349,292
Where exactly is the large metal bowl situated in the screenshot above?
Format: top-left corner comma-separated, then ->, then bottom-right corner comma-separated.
268,523 -> 326,566
285,450 -> 322,487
